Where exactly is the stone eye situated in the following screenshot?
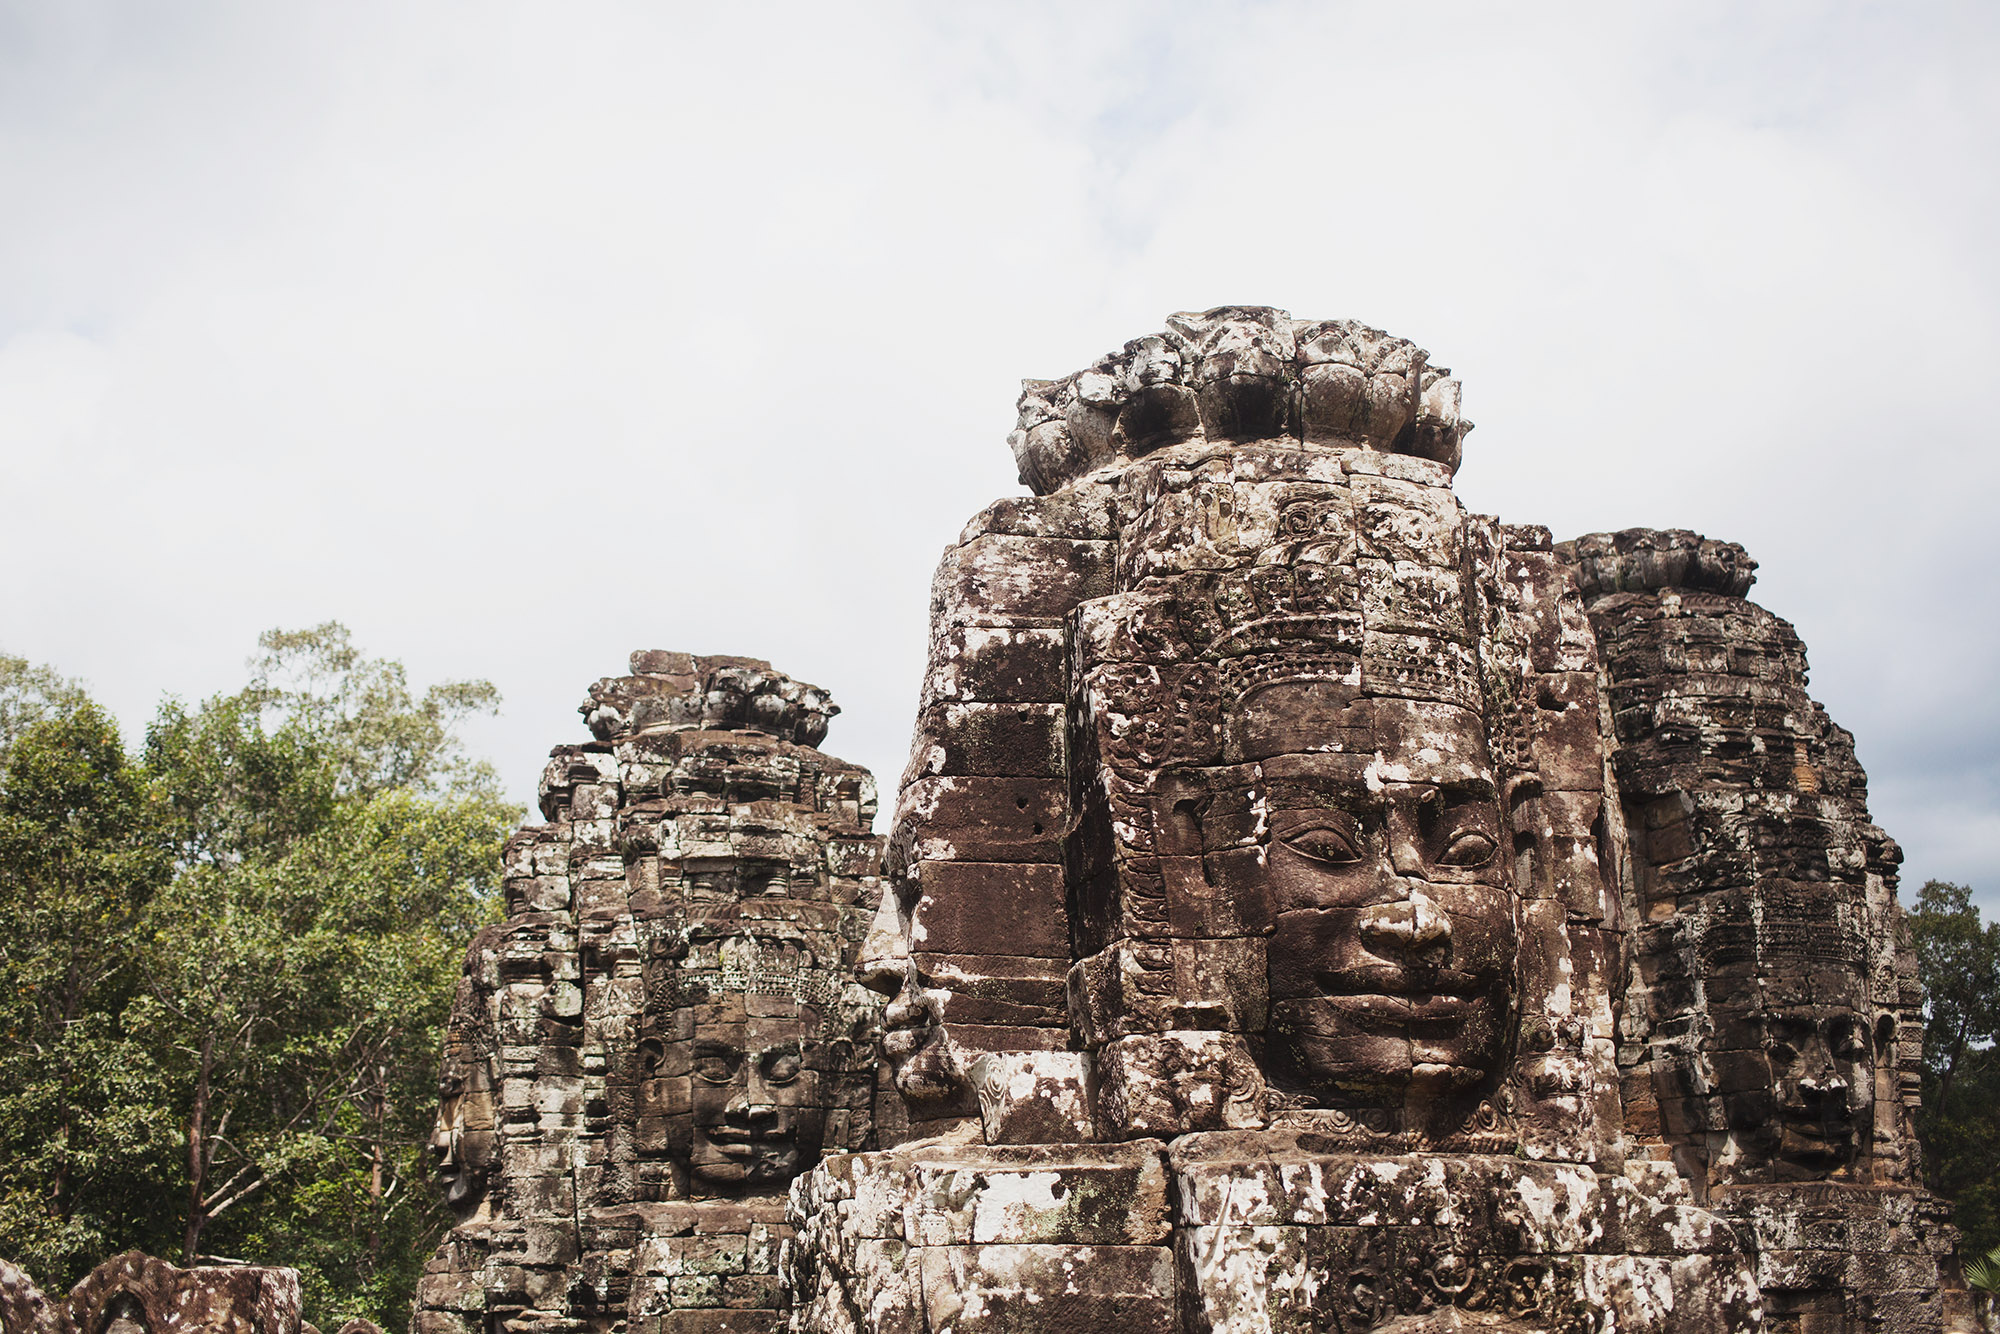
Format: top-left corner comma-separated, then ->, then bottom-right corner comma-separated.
1281,826 -> 1362,865
693,1047 -> 740,1084
763,1049 -> 803,1085
1829,1018 -> 1866,1059
1438,831 -> 1496,867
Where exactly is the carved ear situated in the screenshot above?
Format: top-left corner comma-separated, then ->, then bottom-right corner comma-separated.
1157,795 -> 1209,857
1500,770 -> 1543,811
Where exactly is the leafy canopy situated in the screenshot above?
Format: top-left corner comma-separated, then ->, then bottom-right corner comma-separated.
0,626 -> 519,1331
1908,880 -> 2000,1260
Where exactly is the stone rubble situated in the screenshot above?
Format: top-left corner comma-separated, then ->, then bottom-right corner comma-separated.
0,1253 -> 304,1334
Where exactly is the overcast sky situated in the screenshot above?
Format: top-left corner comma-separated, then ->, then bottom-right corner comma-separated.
4,1 -> 1996,916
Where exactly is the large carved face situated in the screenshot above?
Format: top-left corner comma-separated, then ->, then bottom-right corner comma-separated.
684,999 -> 829,1184
857,880 -> 968,1109
1249,695 -> 1516,1102
429,1052 -> 497,1217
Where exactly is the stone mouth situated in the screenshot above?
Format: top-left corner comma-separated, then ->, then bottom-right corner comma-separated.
703,1131 -> 791,1148
1313,965 -> 1490,998
1315,992 -> 1485,1032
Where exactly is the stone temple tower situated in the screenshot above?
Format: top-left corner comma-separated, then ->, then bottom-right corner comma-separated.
414,653 -> 888,1334
783,308 -> 1972,1333
406,310 -> 1971,1334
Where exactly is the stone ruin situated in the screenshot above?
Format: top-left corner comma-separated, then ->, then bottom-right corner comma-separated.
0,1253 -> 314,1334
412,653 -> 889,1334
775,308 -> 1974,1333
0,308 -> 1978,1334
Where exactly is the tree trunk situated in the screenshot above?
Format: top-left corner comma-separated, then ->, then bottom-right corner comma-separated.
183,1032 -> 215,1263
368,1064 -> 385,1264
1935,1014 -> 1970,1127
51,921 -> 84,1224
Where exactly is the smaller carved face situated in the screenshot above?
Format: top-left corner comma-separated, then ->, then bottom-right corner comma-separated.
857,879 -> 967,1108
429,1057 -> 498,1217
1714,1002 -> 1873,1174
656,1000 -> 830,1186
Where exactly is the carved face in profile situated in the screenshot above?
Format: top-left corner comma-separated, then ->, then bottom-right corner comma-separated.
638,994 -> 832,1187
429,1052 -> 497,1217
1245,693 -> 1516,1102
857,880 -> 967,1110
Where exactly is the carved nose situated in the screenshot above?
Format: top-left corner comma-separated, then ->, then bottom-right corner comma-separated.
726,1086 -> 778,1122
858,953 -> 907,998
883,985 -> 929,1029
857,886 -> 911,997
1359,893 -> 1451,957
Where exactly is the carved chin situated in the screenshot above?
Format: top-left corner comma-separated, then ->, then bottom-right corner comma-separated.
886,1031 -> 964,1104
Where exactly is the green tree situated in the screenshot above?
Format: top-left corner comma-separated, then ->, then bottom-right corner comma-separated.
0,629 -> 517,1330
0,653 -> 90,759
135,624 -> 516,1326
1908,880 -> 2000,1257
0,698 -> 178,1281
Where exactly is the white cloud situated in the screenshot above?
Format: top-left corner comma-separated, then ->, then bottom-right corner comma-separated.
2,0 -> 1997,914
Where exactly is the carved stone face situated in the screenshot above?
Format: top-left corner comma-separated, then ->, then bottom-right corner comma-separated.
1713,999 -> 1873,1175
667,999 -> 830,1186
429,1055 -> 497,1217
857,880 -> 967,1109
1252,697 -> 1516,1102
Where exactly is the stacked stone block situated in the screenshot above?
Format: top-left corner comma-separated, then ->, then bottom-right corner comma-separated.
875,489 -> 1117,1142
415,654 -> 885,1334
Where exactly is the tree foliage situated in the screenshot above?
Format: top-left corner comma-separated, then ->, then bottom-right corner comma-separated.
0,701 -> 178,1277
0,627 -> 518,1329
1908,879 -> 2000,1259
0,655 -> 90,759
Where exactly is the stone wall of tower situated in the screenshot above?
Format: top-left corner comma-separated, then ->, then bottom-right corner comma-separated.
1564,529 -> 1953,1331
